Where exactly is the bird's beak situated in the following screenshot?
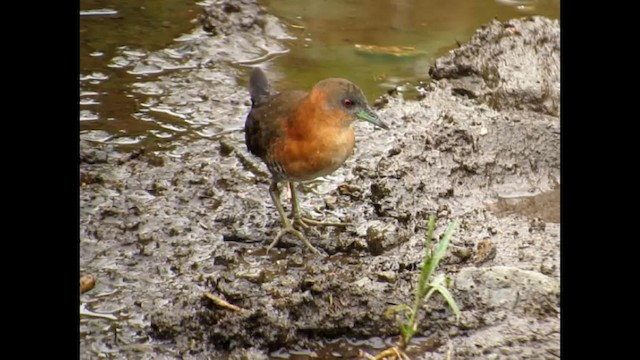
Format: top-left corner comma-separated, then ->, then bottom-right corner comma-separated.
357,107 -> 389,130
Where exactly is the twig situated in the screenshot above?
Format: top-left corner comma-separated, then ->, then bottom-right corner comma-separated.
203,292 -> 246,312
363,346 -> 410,360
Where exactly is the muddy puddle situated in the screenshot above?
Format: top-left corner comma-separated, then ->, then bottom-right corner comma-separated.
80,1 -> 560,359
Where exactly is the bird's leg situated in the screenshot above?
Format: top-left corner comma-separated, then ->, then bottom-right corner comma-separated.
267,181 -> 321,255
289,182 -> 350,229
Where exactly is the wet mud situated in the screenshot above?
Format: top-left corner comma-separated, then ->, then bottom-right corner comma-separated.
80,1 -> 560,358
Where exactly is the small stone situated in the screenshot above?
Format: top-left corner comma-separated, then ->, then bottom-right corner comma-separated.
375,271 -> 397,283
540,263 -> 555,275
366,226 -> 385,256
529,217 -> 546,232
237,269 -> 266,284
451,246 -> 473,261
324,195 -> 338,209
474,239 -> 497,264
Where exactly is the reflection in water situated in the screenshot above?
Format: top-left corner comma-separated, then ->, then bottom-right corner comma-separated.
80,9 -> 118,16
265,0 -> 559,98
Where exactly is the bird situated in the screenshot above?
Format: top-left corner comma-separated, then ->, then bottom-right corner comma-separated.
244,67 -> 389,254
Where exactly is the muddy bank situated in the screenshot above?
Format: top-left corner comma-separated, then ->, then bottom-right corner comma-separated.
80,1 -> 559,358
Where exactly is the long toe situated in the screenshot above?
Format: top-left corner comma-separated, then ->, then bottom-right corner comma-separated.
293,215 -> 351,229
267,225 -> 323,255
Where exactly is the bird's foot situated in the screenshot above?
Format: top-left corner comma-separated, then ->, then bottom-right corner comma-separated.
292,214 -> 351,230
267,224 -> 322,255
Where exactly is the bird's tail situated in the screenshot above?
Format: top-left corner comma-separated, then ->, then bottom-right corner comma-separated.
249,67 -> 271,105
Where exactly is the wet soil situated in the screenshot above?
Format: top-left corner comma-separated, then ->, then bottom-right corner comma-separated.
80,1 -> 560,359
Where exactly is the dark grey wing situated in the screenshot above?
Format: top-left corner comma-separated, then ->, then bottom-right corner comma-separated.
244,90 -> 306,159
245,106 -> 275,159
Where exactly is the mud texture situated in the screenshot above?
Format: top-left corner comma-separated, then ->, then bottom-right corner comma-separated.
429,16 -> 560,117
80,1 -> 560,358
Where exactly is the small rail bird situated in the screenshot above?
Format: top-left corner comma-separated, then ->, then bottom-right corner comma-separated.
244,67 -> 388,254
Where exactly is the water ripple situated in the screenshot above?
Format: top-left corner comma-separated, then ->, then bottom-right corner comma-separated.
80,9 -> 118,16
108,136 -> 147,145
81,130 -> 112,142
80,110 -> 99,121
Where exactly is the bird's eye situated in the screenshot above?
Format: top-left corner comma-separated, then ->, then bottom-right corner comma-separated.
342,99 -> 354,108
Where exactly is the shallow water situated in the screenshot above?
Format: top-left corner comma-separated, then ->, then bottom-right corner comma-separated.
262,0 -> 560,98
80,0 -> 201,148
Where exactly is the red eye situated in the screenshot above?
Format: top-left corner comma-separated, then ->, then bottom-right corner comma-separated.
342,99 -> 353,107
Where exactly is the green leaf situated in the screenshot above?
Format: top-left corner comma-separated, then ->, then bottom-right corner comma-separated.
431,283 -> 461,323
419,221 -> 458,297
424,285 -> 438,302
400,323 -> 410,337
417,216 -> 437,296
431,222 -> 458,268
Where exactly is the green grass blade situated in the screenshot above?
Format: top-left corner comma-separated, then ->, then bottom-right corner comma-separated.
417,216 -> 437,295
419,221 -> 458,296
393,218 -> 461,354
432,283 -> 461,322
424,286 -> 438,301
432,221 -> 458,265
